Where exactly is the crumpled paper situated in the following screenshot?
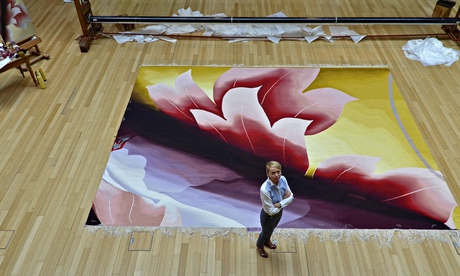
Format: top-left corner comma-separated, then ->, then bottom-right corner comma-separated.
1,57 -> 12,70
113,8 -> 364,44
113,34 -> 176,43
329,26 -> 366,43
402,37 -> 459,66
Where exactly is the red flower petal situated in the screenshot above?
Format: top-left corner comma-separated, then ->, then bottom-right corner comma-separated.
314,155 -> 456,224
214,68 -> 356,135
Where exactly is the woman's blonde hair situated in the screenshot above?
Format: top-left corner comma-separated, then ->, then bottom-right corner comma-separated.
266,161 -> 282,174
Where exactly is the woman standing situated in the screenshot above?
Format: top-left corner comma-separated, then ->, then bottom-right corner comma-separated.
256,161 -> 294,258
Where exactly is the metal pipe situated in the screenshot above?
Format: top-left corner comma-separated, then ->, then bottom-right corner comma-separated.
101,31 -> 450,39
89,15 -> 460,25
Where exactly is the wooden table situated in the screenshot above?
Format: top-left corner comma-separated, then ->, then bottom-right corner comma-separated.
0,55 -> 37,86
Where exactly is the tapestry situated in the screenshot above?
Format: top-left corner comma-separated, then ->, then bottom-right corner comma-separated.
87,66 -> 459,231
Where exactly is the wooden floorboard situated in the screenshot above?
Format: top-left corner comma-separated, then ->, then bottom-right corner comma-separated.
1,0 -> 460,274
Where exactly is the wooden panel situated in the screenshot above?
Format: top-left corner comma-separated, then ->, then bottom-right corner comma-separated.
128,231 -> 153,251
273,236 -> 297,253
0,231 -> 14,249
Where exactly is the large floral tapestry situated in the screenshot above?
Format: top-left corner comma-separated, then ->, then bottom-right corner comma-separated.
87,66 -> 459,231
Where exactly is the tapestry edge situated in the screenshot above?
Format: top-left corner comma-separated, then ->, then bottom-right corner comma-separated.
84,226 -> 460,248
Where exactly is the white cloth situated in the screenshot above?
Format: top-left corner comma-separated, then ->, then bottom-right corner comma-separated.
402,37 -> 459,66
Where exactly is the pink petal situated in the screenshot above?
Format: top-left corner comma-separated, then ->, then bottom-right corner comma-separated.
271,118 -> 312,171
93,180 -> 181,226
6,1 -> 30,29
148,70 -> 221,124
191,87 -> 310,172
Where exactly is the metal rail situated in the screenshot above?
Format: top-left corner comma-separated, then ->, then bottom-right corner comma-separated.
89,15 -> 460,25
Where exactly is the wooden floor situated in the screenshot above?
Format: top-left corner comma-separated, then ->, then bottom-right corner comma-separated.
1,0 -> 460,274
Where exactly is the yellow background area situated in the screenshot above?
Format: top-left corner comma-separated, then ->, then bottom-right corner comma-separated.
133,66 -> 438,176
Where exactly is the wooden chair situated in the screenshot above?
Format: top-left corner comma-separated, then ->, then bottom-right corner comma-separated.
17,36 -> 50,71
